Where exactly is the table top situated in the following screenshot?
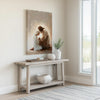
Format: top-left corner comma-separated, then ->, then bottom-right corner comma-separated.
15,59 -> 69,66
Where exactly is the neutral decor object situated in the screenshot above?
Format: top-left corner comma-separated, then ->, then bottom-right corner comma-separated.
18,85 -> 100,100
26,58 -> 44,62
55,49 -> 61,60
15,59 -> 69,94
26,10 -> 52,55
54,38 -> 64,59
37,74 -> 52,84
47,54 -> 56,60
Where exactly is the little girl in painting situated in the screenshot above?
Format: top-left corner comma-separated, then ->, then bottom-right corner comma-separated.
30,31 -> 42,51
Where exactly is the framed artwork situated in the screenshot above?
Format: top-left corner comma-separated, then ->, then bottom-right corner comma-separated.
26,10 -> 52,55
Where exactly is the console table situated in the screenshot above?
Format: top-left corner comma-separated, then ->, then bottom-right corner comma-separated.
15,59 -> 69,94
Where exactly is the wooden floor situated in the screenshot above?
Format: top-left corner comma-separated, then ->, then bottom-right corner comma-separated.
0,82 -> 86,100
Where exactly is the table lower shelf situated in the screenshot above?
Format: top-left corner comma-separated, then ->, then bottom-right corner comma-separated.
22,80 -> 64,91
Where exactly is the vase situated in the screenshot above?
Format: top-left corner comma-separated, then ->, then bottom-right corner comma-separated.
55,49 -> 61,60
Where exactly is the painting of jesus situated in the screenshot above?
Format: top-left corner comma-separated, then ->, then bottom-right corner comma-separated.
26,10 -> 52,54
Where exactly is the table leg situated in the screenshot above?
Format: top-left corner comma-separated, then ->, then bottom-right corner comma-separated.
61,62 -> 65,86
52,64 -> 56,80
26,66 -> 30,94
56,64 -> 58,80
18,66 -> 21,91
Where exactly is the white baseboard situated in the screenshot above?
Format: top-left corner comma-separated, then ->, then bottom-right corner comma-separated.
0,85 -> 18,95
65,75 -> 93,85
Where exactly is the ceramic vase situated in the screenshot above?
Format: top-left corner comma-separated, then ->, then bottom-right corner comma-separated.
55,49 -> 61,60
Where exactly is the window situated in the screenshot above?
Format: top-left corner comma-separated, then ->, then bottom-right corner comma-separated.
97,0 -> 100,84
80,0 -> 92,73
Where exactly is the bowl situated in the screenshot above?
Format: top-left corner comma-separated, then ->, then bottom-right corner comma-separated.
47,54 -> 56,60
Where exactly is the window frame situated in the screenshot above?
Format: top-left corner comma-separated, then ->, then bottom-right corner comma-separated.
79,0 -> 93,75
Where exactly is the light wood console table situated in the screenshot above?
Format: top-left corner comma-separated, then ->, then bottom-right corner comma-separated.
15,59 -> 69,94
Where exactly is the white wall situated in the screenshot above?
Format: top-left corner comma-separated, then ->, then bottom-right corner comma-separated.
0,0 -> 66,94
65,0 -> 93,85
